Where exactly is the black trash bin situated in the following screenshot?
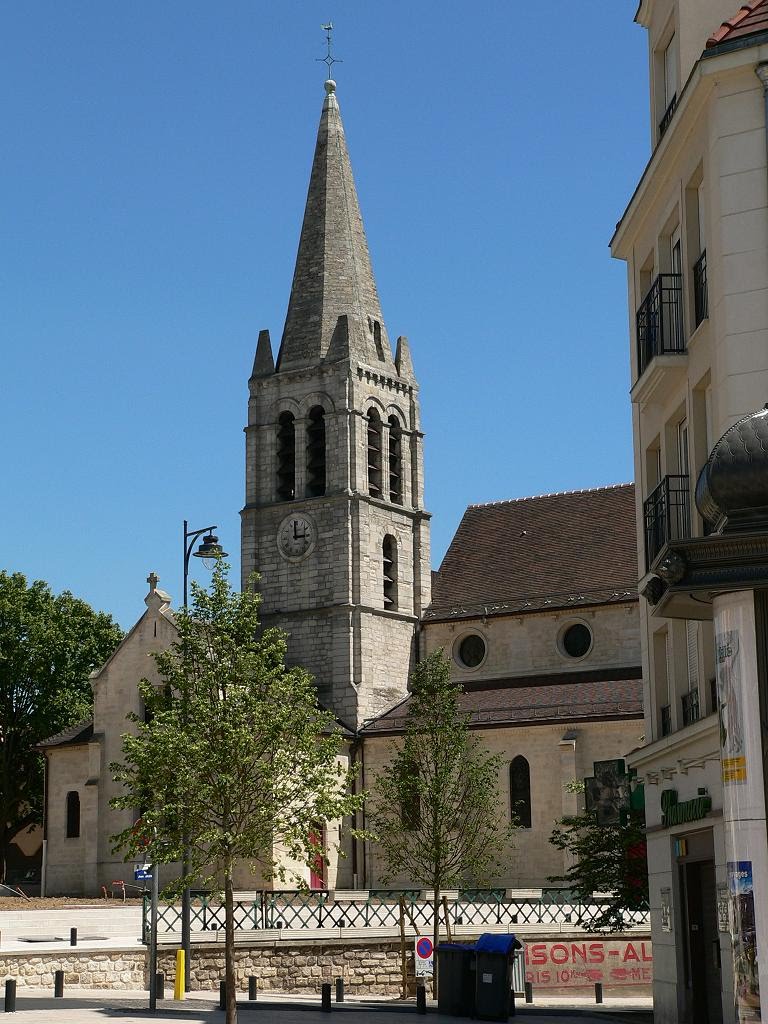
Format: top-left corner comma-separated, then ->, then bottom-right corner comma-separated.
437,942 -> 476,1017
474,933 -> 522,1021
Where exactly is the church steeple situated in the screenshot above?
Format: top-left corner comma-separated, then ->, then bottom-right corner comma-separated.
276,80 -> 394,372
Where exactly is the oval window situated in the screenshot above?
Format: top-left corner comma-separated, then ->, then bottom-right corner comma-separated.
561,623 -> 592,659
457,634 -> 486,668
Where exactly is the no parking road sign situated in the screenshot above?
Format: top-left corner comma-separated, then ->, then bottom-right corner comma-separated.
415,935 -> 434,976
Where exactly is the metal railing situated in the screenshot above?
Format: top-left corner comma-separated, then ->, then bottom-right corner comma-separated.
644,474 -> 691,568
661,705 -> 672,737
693,249 -> 708,327
659,95 -> 677,139
636,273 -> 685,378
141,889 -> 649,940
682,689 -> 700,727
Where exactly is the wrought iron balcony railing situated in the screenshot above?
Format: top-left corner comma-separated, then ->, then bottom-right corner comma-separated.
659,95 -> 677,139
636,273 -> 685,378
693,249 -> 708,328
661,705 -> 672,737
644,474 -> 691,569
682,689 -> 700,727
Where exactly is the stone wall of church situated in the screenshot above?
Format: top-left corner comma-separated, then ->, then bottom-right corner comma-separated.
362,716 -> 643,890
423,603 -> 640,682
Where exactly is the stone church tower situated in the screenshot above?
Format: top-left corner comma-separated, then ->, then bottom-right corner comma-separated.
241,80 -> 431,728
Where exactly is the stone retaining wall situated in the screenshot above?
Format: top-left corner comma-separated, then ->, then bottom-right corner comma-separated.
0,951 -> 146,989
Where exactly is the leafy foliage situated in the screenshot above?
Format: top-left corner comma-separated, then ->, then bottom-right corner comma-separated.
110,561 -> 362,1023
548,782 -> 648,932
0,570 -> 123,879
368,650 -> 514,992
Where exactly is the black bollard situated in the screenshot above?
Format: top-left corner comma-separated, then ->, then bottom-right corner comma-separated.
70,928 -> 77,947
321,982 -> 331,1012
4,979 -> 16,1013
248,976 -> 258,1001
219,980 -> 226,1011
416,984 -> 426,1014
54,971 -> 64,998
335,977 -> 344,1003
155,973 -> 164,1000
595,982 -> 603,1004
524,981 -> 533,1004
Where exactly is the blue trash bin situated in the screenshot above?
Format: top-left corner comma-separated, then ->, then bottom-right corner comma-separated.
474,933 -> 522,1021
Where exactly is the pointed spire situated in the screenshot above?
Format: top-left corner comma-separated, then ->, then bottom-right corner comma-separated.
276,81 -> 394,372
251,329 -> 275,378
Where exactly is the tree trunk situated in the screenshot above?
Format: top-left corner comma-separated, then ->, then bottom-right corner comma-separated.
224,863 -> 237,1024
432,885 -> 440,1001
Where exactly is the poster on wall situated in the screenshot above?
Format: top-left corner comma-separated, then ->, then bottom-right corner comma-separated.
728,861 -> 760,1023
660,888 -> 672,933
717,629 -> 746,784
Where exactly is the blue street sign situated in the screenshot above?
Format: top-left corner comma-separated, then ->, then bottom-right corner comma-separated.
134,866 -> 152,881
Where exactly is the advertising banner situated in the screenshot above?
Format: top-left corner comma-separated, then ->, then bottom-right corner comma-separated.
715,591 -> 768,1023
523,938 -> 652,989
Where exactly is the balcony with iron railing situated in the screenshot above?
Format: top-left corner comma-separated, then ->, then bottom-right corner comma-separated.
659,94 -> 677,140
661,704 -> 672,737
644,474 -> 691,569
636,274 -> 685,378
682,689 -> 700,727
693,249 -> 708,328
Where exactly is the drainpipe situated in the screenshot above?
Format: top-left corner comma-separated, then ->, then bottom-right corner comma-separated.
756,64 -> 768,193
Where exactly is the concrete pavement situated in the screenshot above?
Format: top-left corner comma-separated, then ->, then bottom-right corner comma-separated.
0,988 -> 654,1023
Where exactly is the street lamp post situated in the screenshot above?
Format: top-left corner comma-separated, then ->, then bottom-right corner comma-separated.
180,520 -> 228,991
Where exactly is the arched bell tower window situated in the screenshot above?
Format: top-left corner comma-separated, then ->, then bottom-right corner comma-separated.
388,415 -> 403,504
509,756 -> 531,828
306,406 -> 326,497
383,534 -> 398,610
367,409 -> 382,498
276,411 -> 296,501
66,790 -> 81,838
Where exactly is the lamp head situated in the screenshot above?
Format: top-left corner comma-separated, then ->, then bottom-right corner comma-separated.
193,533 -> 228,570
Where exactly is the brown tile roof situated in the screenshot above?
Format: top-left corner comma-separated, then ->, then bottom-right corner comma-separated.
428,484 -> 637,621
361,671 -> 643,734
37,719 -> 94,749
707,0 -> 768,47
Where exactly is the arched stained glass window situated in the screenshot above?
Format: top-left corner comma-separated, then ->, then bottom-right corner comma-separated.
510,756 -> 531,828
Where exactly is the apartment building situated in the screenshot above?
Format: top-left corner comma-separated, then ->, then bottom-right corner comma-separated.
611,2 -> 768,1022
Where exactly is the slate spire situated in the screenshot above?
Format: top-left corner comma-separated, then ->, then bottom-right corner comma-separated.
276,80 -> 394,371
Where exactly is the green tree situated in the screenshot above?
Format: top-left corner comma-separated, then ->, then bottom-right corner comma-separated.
367,650 -> 514,996
548,781 -> 648,932
110,562 -> 363,1024
0,571 -> 122,881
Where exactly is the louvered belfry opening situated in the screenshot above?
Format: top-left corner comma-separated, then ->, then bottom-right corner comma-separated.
388,415 -> 402,504
367,408 -> 382,497
306,406 -> 326,497
276,411 -> 296,501
383,534 -> 398,610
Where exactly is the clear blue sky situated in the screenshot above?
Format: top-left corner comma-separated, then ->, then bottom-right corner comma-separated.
2,2 -> 649,629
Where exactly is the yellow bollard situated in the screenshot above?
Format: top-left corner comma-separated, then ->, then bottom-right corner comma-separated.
174,949 -> 186,1000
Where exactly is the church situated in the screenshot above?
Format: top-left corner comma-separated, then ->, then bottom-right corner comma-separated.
39,78 -> 643,896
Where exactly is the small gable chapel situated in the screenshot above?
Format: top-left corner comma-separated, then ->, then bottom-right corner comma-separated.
241,78 -> 431,727
39,79 -> 643,896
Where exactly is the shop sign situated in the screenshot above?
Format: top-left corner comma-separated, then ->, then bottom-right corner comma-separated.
661,788 -> 712,828
523,939 -> 652,989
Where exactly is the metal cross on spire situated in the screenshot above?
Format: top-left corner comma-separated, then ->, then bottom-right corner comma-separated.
317,22 -> 342,80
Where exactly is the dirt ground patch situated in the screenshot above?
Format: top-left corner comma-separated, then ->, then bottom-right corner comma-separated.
0,896 -> 142,909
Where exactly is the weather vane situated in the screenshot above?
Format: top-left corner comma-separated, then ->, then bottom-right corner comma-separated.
317,22 -> 342,80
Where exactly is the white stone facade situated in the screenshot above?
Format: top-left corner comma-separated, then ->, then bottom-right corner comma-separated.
611,3 -> 768,1022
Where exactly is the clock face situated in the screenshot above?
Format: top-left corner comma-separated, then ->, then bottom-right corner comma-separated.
277,514 -> 316,560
